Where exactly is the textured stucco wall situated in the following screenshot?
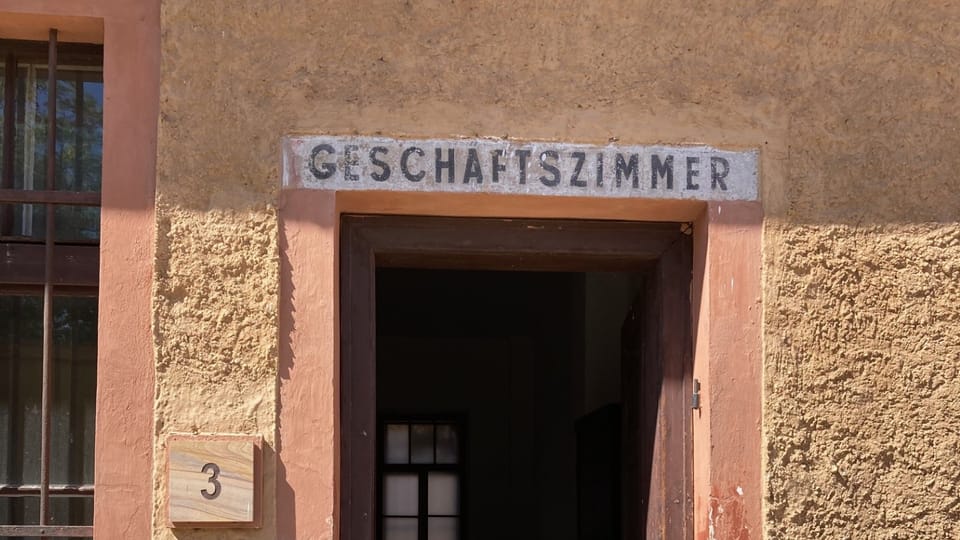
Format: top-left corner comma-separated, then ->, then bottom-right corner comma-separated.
765,224 -> 960,538
154,1 -> 960,538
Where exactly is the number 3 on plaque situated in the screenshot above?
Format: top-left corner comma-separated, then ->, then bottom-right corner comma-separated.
201,462 -> 221,500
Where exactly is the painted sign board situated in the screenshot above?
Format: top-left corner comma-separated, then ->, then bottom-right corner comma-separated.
283,136 -> 758,201
167,434 -> 261,528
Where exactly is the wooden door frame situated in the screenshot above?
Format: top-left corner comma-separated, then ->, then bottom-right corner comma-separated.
340,214 -> 693,539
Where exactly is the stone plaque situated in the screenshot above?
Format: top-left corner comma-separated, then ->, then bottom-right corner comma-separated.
167,435 -> 261,527
283,136 -> 758,201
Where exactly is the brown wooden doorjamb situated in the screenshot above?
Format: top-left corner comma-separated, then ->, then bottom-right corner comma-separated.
339,215 -> 693,540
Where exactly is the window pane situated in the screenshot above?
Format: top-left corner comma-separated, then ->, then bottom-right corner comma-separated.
0,203 -> 101,242
435,424 -> 458,464
0,203 -> 39,240
383,474 -> 418,516
49,495 -> 93,526
50,296 -> 97,486
13,65 -> 41,192
12,67 -> 103,194
385,424 -> 409,464
0,295 -> 96,495
55,205 -> 101,243
0,495 -> 39,527
0,295 -> 43,486
428,517 -> 458,540
411,424 -> 434,464
384,517 -> 418,540
427,473 -> 458,516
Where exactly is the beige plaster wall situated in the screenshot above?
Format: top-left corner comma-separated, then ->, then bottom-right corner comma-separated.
153,1 -> 960,538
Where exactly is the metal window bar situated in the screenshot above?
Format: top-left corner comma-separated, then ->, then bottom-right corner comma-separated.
0,29 -> 96,539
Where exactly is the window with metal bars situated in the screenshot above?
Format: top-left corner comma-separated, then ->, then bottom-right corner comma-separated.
0,31 -> 102,539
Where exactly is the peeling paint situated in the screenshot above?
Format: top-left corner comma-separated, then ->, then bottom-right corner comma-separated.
709,488 -> 750,540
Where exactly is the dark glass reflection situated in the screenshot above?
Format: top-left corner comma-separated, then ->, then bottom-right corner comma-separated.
0,295 -> 97,527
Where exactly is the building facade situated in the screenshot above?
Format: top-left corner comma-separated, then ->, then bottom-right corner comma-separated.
0,1 -> 958,539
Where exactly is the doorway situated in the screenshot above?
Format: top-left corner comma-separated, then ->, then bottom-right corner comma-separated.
341,216 -> 692,540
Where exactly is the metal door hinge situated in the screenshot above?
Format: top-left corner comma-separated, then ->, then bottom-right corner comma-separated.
692,379 -> 701,410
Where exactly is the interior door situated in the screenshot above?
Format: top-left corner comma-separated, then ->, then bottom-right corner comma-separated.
621,238 -> 693,539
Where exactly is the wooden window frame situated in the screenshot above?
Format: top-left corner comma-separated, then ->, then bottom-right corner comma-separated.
0,31 -> 101,538
340,214 -> 693,540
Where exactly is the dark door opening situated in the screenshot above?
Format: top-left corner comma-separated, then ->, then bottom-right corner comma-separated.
377,269 -> 650,540
341,216 -> 692,540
